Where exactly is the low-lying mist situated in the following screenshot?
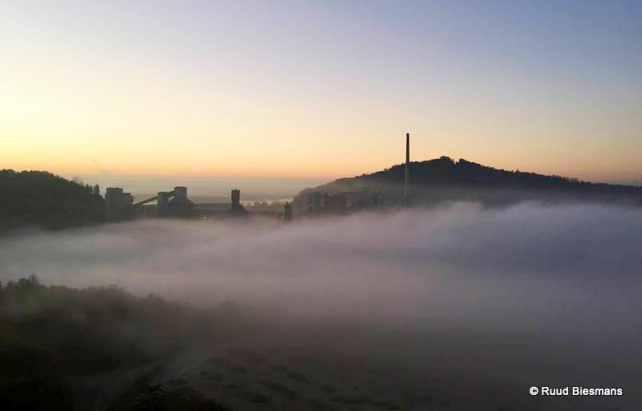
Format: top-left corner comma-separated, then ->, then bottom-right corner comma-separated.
2,202 -> 641,408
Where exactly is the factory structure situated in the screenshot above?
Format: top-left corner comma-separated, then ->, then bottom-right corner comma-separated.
404,131 -> 410,202
299,132 -> 410,215
133,186 -> 195,218
103,186 -> 252,221
303,191 -> 383,215
104,132 -> 411,222
104,187 -> 135,220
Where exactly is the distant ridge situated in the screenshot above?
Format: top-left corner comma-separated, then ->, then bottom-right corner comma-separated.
293,156 -> 642,212
0,170 -> 104,231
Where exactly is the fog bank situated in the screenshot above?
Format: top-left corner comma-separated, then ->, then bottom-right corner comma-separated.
1,202 -> 641,405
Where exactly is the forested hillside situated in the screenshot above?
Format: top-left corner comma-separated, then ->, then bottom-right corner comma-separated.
0,170 -> 104,231
294,156 -> 642,212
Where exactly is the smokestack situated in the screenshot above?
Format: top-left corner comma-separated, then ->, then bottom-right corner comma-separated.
404,132 -> 410,201
231,189 -> 241,210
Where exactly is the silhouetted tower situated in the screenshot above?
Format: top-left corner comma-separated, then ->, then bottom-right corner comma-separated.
308,191 -> 322,214
105,187 -> 123,220
173,186 -> 188,203
105,187 -> 133,220
231,189 -> 241,211
404,132 -> 410,202
157,192 -> 170,216
283,202 -> 293,222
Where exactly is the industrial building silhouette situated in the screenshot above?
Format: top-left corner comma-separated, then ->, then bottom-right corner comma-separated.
104,186 -> 248,221
301,132 -> 409,214
103,133 -> 412,221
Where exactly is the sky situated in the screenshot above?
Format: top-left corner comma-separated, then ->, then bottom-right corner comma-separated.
1,0 -> 641,194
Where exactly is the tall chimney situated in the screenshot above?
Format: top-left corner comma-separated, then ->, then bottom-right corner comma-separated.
404,132 -> 410,201
231,189 -> 241,210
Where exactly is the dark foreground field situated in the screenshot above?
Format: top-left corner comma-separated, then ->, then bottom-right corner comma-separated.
0,275 -> 635,411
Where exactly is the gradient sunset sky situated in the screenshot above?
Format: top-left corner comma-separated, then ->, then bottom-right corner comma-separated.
2,1 -> 641,193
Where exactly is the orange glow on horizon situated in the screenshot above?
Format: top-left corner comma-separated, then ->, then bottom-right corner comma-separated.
1,3 -> 640,188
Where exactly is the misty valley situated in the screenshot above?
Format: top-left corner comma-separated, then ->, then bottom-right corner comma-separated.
1,203 -> 641,410
3,2 -> 642,409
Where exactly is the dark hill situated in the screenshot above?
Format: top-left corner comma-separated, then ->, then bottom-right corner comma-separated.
293,156 -> 642,213
0,170 -> 104,231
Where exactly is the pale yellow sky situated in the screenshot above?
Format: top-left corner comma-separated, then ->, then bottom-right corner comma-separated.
1,2 -> 641,190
